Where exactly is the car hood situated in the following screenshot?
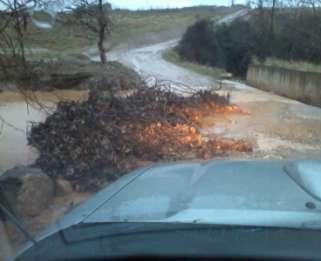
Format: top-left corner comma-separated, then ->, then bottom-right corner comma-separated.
50,160 -> 321,231
13,160 -> 321,260
83,160 -> 321,227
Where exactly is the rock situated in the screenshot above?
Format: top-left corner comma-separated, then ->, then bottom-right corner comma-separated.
55,179 -> 73,196
48,72 -> 93,89
88,61 -> 144,93
220,73 -> 233,79
0,166 -> 54,217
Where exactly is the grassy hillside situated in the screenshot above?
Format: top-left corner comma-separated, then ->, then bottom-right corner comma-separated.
23,6 -> 240,57
252,57 -> 321,73
0,5 -> 240,89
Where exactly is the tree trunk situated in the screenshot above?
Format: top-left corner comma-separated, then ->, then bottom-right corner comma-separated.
97,0 -> 107,64
15,16 -> 26,67
23,13 -> 28,32
268,0 -> 276,56
98,31 -> 107,64
270,0 -> 276,36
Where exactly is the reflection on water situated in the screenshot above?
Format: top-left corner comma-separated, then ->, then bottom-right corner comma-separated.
0,90 -> 88,174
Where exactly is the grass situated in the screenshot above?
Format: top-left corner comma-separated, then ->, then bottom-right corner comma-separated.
109,7 -> 232,47
22,6 -> 238,57
253,57 -> 321,73
24,49 -> 65,61
0,6 -> 240,85
162,48 -> 227,79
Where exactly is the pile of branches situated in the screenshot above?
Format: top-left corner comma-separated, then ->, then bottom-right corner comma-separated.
28,87 -> 252,191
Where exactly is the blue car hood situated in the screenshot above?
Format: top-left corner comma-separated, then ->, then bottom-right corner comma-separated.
50,160 -> 321,231
13,160 -> 321,261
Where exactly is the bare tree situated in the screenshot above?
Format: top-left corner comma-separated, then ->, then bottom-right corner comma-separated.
0,0 -> 37,65
270,0 -> 277,35
70,0 -> 113,64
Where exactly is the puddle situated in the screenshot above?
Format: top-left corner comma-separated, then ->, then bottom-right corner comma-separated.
0,90 -> 88,174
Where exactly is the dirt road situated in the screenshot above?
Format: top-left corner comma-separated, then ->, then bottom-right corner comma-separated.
102,38 -> 321,160
92,39 -> 213,89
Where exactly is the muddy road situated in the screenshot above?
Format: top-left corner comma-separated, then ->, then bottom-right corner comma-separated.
101,39 -> 321,160
93,39 -> 215,89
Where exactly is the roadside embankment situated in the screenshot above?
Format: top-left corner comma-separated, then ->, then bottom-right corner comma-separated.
247,65 -> 321,107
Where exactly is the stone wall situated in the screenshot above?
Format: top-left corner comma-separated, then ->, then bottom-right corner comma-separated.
247,65 -> 321,107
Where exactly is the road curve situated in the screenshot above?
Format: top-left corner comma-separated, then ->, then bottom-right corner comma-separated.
91,9 -> 250,91
108,39 -> 215,89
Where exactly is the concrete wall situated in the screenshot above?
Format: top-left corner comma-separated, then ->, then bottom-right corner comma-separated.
247,65 -> 321,107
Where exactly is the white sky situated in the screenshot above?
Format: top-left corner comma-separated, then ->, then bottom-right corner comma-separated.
0,1 -> 245,11
108,0 -> 245,10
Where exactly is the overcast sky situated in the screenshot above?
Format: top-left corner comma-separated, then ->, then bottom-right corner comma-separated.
0,0 -> 245,12
108,0 -> 245,10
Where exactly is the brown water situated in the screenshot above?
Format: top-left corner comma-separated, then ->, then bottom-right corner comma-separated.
0,90 -> 88,174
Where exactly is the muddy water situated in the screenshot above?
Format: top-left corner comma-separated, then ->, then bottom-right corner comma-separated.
0,90 -> 88,174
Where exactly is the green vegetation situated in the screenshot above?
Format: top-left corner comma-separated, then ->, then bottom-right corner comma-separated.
176,8 -> 321,77
24,6 -> 236,57
253,57 -> 321,73
109,7 -> 234,47
177,19 -> 254,77
0,52 -> 142,91
162,48 -> 226,79
24,49 -> 66,60
24,21 -> 95,54
1,6 -> 236,89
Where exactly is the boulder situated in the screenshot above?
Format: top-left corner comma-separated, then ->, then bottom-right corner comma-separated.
88,61 -> 144,93
47,72 -> 93,89
55,179 -> 73,196
0,166 -> 54,217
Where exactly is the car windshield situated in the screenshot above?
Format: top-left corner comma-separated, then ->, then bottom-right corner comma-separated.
0,0 -> 321,260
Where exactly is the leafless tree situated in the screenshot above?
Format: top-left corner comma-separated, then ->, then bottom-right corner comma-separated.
0,0 -> 61,88
0,0 -> 37,66
270,0 -> 277,34
70,0 -> 113,64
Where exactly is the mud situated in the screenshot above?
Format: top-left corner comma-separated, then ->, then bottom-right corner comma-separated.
0,90 -> 88,174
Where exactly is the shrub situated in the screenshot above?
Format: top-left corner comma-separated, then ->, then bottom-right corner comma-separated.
215,21 -> 255,76
177,19 -> 255,77
271,11 -> 321,64
177,19 -> 225,68
177,9 -> 321,77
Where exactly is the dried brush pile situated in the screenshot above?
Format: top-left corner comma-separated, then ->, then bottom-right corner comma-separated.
28,86 -> 252,191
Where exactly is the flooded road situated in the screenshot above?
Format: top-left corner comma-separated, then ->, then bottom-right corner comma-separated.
102,40 -> 321,160
106,39 -> 216,89
0,90 -> 88,174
